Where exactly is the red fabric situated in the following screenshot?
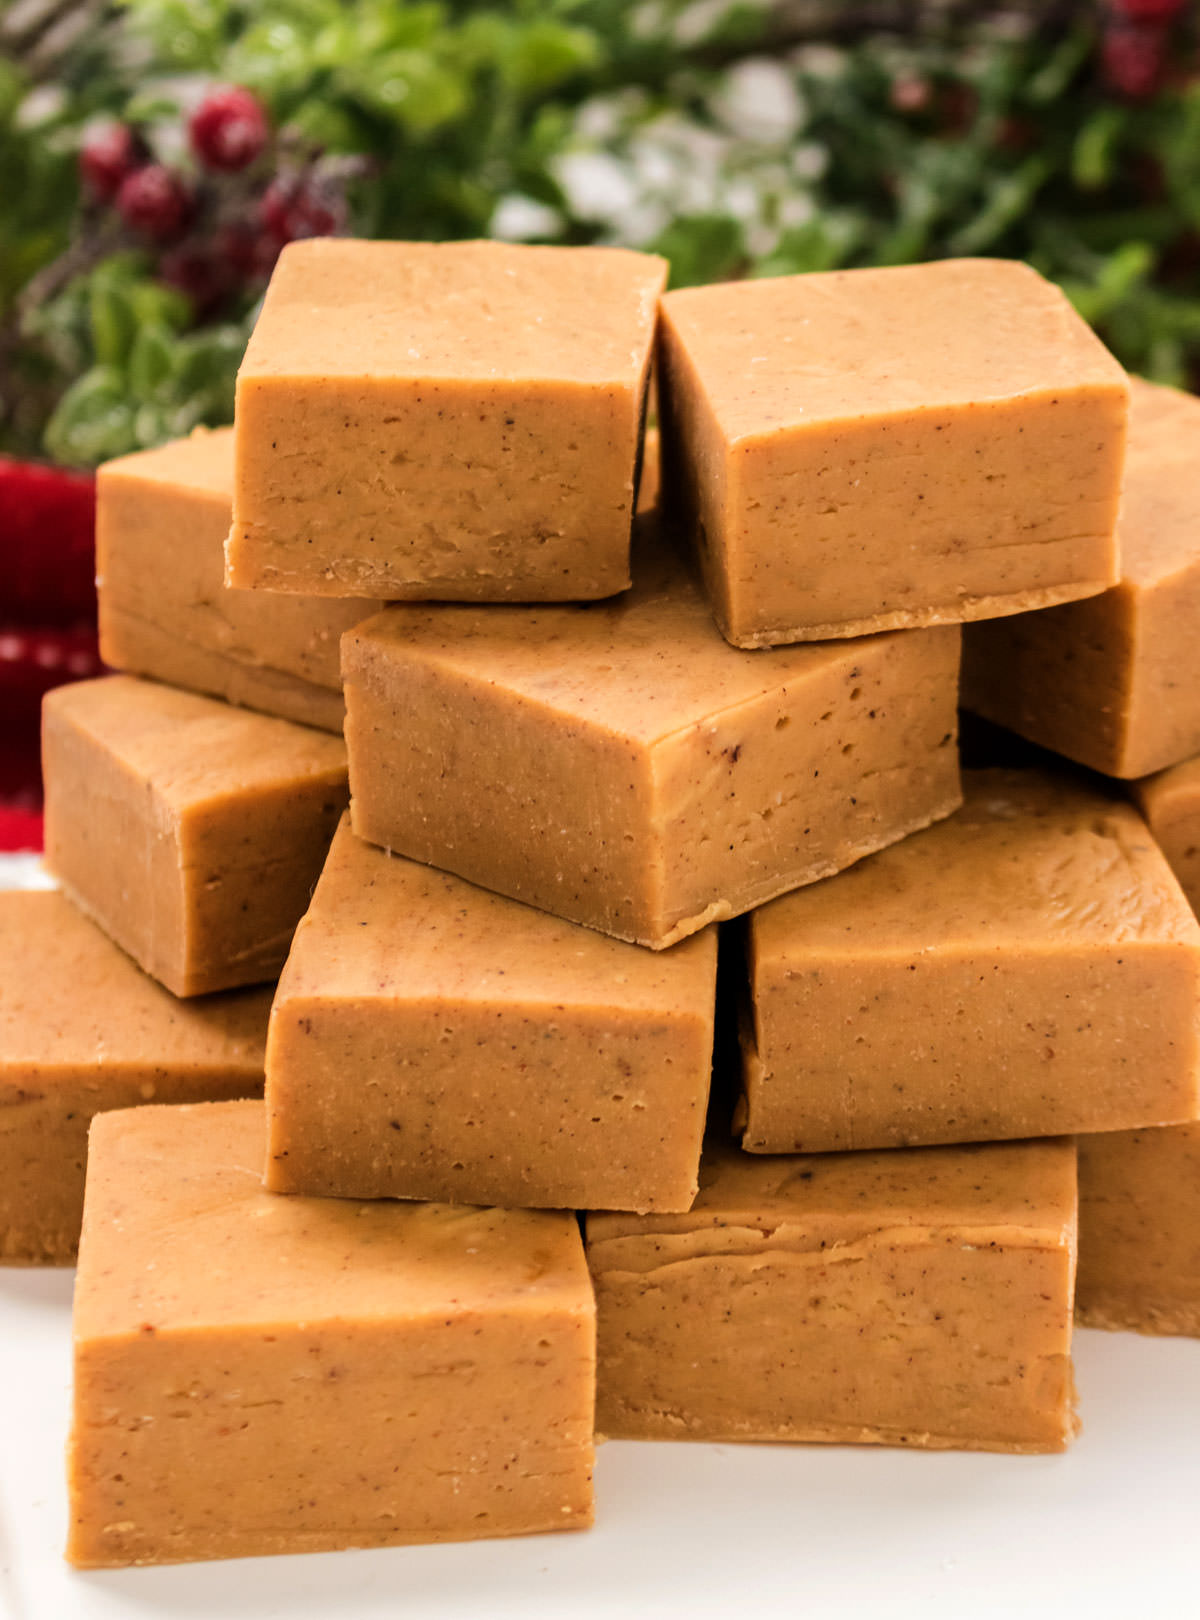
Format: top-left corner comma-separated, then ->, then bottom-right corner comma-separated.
0,458 -> 97,625
0,624 -> 104,806
0,804 -> 43,854
0,458 -> 101,828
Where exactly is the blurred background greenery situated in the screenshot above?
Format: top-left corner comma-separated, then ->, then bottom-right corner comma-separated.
2,0 -> 1198,468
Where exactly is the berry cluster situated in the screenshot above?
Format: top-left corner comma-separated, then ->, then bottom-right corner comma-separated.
1100,0 -> 1189,100
78,86 -> 349,317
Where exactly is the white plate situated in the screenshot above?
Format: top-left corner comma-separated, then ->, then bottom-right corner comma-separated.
3,1267 -> 1198,1620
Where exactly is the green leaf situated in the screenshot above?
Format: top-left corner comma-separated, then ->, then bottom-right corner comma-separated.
88,278 -> 137,369
127,324 -> 175,396
753,215 -> 863,278
1024,26 -> 1093,107
1072,107 -> 1126,192
133,401 -> 172,446
499,21 -> 603,95
43,364 -> 134,466
949,156 -> 1051,257
654,214 -> 745,289
1062,241 -> 1156,326
128,278 -> 191,334
352,51 -> 468,132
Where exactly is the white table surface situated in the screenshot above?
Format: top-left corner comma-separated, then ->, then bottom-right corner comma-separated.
2,1263 -> 1199,1620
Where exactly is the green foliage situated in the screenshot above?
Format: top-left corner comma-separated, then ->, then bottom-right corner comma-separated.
0,63 -> 78,315
2,2 -> 1199,462
34,258 -> 246,466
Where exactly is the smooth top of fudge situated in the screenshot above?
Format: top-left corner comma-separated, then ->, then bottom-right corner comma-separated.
99,425 -> 232,500
240,238 -> 668,385
77,1100 -> 592,1339
588,1135 -> 1076,1244
46,675 -> 347,813
347,525 -> 930,746
752,768 -> 1199,958
0,891 -> 271,1066
1118,377 -> 1200,589
660,258 -> 1127,443
280,815 -> 716,1012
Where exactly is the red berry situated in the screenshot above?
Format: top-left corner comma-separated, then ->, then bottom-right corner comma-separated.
214,220 -> 259,280
996,115 -> 1037,154
937,83 -> 978,135
251,230 -> 284,280
206,221 -> 281,291
889,76 -> 932,114
158,242 -> 233,317
0,459 -> 96,625
79,123 -> 139,201
117,164 -> 193,242
1111,0 -> 1184,22
189,85 -> 269,173
1102,22 -> 1166,98
259,175 -> 346,245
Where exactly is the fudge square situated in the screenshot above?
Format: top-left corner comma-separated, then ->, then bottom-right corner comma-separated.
343,527 -> 962,949
227,239 -> 667,601
44,674 -> 349,997
266,817 -> 717,1212
657,258 -> 1128,648
1133,753 -> 1200,914
740,768 -> 1200,1154
98,427 -> 378,734
68,1100 -> 596,1566
0,892 -> 269,1263
586,1134 -> 1078,1453
1077,1123 -> 1200,1337
964,378 -> 1200,778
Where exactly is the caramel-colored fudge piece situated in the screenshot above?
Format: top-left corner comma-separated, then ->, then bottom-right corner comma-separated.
98,427 -> 379,733
228,239 -> 666,601
0,892 -> 268,1263
658,258 -> 1127,648
964,378 -> 1200,778
1133,753 -> 1200,913
587,1135 -> 1078,1452
68,1100 -> 595,1566
343,530 -> 962,947
266,817 -> 716,1212
1077,1123 -> 1200,1336
44,675 -> 348,996
740,769 -> 1200,1153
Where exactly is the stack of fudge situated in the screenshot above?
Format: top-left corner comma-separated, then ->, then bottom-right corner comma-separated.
6,241 -> 1200,1568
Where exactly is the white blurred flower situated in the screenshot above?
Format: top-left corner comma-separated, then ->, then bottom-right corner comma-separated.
574,89 -> 647,143
746,221 -> 781,258
778,191 -> 817,228
16,85 -> 65,129
631,0 -> 668,41
710,58 -> 806,144
631,140 -> 680,193
490,194 -> 564,242
721,176 -> 763,222
791,142 -> 829,181
792,43 -> 848,80
553,150 -> 639,224
617,199 -> 673,245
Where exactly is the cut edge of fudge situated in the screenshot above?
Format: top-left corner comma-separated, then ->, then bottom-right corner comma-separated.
586,1136 -> 1079,1454
717,576 -> 1116,649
